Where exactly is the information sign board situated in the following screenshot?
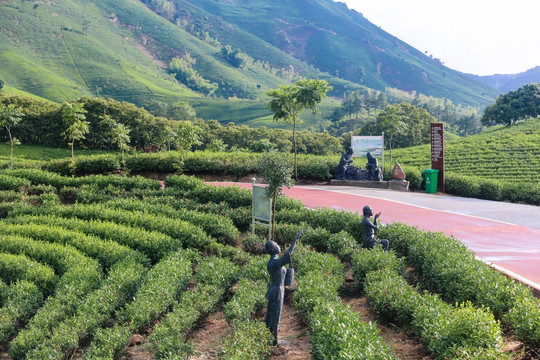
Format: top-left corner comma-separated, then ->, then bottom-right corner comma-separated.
351,135 -> 384,157
430,123 -> 445,192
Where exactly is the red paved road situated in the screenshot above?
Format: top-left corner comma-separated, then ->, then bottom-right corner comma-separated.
211,182 -> 540,294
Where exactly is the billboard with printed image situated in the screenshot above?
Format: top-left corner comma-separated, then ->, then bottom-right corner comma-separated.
351,135 -> 384,157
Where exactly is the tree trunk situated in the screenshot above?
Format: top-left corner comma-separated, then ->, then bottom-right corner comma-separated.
272,192 -> 277,241
71,141 -> 74,160
293,119 -> 298,182
7,128 -> 13,168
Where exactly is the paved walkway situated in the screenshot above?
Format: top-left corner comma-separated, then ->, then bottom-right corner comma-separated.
212,182 -> 540,294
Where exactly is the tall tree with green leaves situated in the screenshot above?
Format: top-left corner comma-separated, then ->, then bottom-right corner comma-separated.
61,102 -> 89,160
0,104 -> 24,168
266,79 -> 332,181
257,150 -> 294,240
100,114 -> 131,167
481,84 -> 540,127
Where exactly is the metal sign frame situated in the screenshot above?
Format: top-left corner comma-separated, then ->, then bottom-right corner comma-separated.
252,178 -> 272,240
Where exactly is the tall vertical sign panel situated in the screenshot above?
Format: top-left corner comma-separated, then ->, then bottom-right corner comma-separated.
430,123 -> 445,192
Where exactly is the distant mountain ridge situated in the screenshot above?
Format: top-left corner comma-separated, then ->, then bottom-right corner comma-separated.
467,66 -> 540,93
0,0 -> 501,126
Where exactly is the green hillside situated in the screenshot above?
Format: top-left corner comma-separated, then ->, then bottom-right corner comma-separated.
190,0 -> 500,107
0,0 -> 501,127
392,117 -> 540,183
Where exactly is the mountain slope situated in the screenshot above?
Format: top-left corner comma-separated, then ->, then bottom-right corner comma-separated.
0,0 -> 500,125
468,66 -> 540,93
188,0 -> 499,107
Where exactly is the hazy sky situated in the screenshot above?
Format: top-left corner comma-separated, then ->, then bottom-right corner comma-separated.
340,0 -> 540,76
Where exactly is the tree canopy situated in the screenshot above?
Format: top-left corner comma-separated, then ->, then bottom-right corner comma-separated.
361,103 -> 435,149
481,84 -> 540,127
266,79 -> 332,180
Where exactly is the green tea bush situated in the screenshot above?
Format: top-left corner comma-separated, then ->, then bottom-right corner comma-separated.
277,207 -> 364,239
293,268 -> 343,316
0,222 -> 150,269
163,173 -> 204,191
9,203 -> 213,252
9,260 -> 102,359
125,151 -> 183,173
103,198 -> 240,245
84,251 -> 194,358
219,320 -> 273,360
71,154 -> 121,175
351,247 -> 405,289
414,301 -> 504,360
377,222 -> 538,347
118,250 -> 194,330
309,300 -> 396,360
240,255 -> 269,282
241,233 -> 265,255
0,252 -> 57,295
27,259 -> 145,359
364,269 -> 422,326
0,280 -> 43,343
504,298 -> 540,348
149,256 -> 238,359
0,174 -> 31,190
445,173 -> 481,198
365,268 -> 505,359
1,168 -> 67,188
327,230 -> 362,262
6,214 -> 178,264
224,278 -> 267,324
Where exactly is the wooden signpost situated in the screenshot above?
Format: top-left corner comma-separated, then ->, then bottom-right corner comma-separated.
430,123 -> 445,193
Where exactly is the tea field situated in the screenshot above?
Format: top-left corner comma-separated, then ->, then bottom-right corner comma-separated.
0,169 -> 538,359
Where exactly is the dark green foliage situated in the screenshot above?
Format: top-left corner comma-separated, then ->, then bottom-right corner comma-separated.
0,174 -> 31,190
27,259 -> 145,358
504,298 -> 540,348
351,247 -> 405,289
377,222 -> 538,347
482,84 -> 540,127
309,300 -> 396,360
125,151 -> 184,173
0,253 -> 57,296
0,281 -> 43,343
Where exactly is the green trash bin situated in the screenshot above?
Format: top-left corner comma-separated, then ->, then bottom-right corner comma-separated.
423,169 -> 439,194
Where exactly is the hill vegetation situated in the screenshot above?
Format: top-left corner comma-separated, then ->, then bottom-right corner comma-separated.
0,0 -> 501,130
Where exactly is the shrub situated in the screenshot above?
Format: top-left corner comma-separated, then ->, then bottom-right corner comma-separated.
242,233 -> 265,255
309,300 -> 396,360
125,151 -> 183,173
0,280 -> 43,343
351,247 -> 406,289
504,298 -> 540,348
219,320 -> 273,360
0,174 -> 31,190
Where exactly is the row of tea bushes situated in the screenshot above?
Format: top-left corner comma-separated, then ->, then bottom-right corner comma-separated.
379,223 -> 540,348
149,256 -> 239,359
352,248 -> 506,359
82,250 -> 194,359
220,256 -> 273,359
1,168 -> 161,191
0,281 -> 43,343
0,222 -> 151,269
26,259 -> 145,359
292,245 -> 396,359
6,215 -> 178,264
0,253 -> 56,296
8,253 -> 102,359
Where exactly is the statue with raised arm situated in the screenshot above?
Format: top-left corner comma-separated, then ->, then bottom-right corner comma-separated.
263,231 -> 303,345
361,206 -> 389,251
